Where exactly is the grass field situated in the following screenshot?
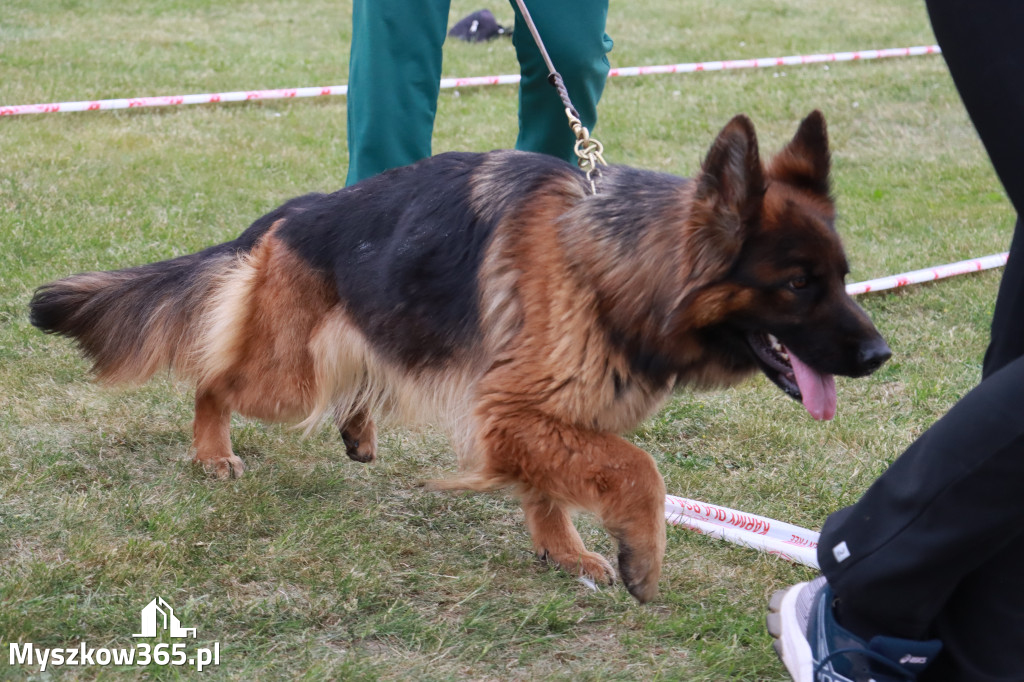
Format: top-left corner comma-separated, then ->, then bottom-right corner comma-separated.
0,0 -> 1013,679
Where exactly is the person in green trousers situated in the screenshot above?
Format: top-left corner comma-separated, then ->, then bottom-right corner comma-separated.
345,0 -> 613,186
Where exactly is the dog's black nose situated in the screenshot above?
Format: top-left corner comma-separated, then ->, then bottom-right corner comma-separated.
858,337 -> 892,374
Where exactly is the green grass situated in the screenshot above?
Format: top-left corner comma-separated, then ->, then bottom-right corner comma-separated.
0,0 -> 1012,679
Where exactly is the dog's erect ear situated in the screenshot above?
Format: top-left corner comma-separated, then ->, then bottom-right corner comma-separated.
695,114 -> 766,222
683,115 -> 765,282
769,110 -> 831,196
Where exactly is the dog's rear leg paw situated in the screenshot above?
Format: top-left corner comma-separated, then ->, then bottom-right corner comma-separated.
539,549 -> 617,586
194,453 -> 245,479
337,409 -> 377,463
340,430 -> 376,463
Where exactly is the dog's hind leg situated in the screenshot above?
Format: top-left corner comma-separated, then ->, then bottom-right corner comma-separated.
521,487 -> 616,585
192,388 -> 245,479
335,407 -> 377,463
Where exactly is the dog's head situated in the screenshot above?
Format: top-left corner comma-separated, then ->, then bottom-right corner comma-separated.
674,111 -> 890,420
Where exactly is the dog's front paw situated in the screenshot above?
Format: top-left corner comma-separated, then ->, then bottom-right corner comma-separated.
617,541 -> 662,603
540,549 -> 617,586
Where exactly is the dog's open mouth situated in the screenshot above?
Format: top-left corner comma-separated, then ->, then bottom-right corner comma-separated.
748,332 -> 837,421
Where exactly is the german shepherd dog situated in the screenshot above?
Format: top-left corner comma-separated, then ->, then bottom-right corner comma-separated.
30,111 -> 890,602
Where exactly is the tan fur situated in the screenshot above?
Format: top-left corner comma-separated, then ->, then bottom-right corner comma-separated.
300,305 -> 484,460
198,239 -> 332,419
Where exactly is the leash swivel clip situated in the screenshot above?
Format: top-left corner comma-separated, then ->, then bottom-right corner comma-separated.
565,107 -> 607,194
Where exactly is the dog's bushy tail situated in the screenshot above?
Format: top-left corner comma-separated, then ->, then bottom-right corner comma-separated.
30,245 -> 238,384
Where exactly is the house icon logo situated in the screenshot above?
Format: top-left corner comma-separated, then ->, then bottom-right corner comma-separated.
132,597 -> 197,638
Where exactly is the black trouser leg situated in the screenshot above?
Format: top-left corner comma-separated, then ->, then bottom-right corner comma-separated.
818,357 -> 1024,636
813,2 -> 1024,679
924,0 -> 1024,375
982,218 -> 1024,377
925,535 -> 1024,682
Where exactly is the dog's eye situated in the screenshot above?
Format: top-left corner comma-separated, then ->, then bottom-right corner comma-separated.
789,276 -> 808,290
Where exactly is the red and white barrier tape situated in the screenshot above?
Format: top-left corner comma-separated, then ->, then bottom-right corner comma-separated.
665,495 -> 820,568
608,44 -> 940,78
845,251 -> 1008,296
0,44 -> 940,116
0,86 -> 350,116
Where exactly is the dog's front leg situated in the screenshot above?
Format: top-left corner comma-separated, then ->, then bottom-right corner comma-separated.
521,487 -> 617,585
479,412 -> 666,602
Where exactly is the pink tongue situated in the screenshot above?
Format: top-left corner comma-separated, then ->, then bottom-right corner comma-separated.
788,350 -> 837,421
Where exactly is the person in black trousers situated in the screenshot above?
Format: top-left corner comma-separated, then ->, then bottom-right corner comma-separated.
767,3 -> 1024,681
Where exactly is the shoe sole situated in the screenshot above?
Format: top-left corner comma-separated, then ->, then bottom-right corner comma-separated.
767,582 -> 814,682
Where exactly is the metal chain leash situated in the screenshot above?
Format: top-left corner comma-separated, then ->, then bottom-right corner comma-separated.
513,0 -> 608,193
565,106 -> 607,193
